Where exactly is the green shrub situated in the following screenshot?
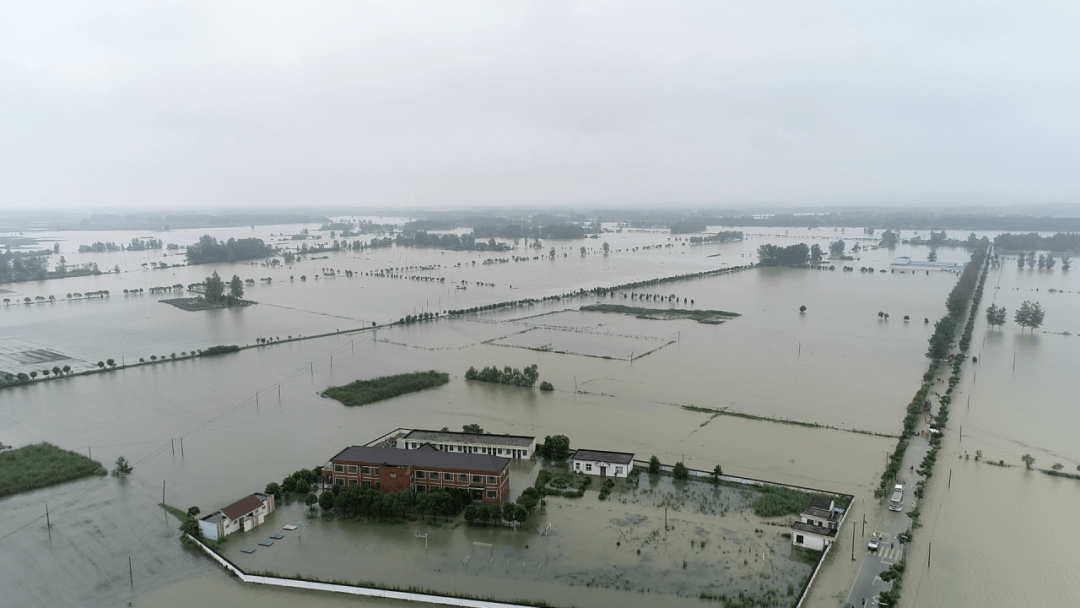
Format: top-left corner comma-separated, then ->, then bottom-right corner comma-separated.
322,371 -> 449,407
201,345 -> 240,356
0,442 -> 107,498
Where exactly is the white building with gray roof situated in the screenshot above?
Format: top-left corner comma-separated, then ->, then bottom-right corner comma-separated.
398,429 -> 536,459
570,449 -> 635,478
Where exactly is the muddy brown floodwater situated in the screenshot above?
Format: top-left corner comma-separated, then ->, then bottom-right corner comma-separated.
1,225 -> 1078,608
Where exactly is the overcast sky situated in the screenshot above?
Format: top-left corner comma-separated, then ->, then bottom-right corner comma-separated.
2,1 -> 1079,210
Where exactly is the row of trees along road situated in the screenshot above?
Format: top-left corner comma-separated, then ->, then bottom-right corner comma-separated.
986,301 -> 1045,331
925,238 -> 990,360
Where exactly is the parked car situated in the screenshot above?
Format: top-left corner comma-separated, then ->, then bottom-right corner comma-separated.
868,535 -> 880,551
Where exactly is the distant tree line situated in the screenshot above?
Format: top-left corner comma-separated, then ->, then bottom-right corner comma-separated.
393,231 -> 511,251
687,231 -> 743,244
993,232 -> 1080,253
670,218 -> 709,234
185,235 -> 275,264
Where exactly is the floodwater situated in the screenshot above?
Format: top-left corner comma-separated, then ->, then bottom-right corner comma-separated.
1,224 -> 1077,607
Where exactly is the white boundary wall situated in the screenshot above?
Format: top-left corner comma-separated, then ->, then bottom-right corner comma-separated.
184,535 -> 537,608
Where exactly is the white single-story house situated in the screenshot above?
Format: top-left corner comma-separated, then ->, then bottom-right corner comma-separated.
397,429 -> 536,460
570,449 -> 635,478
198,492 -> 275,541
790,496 -> 842,551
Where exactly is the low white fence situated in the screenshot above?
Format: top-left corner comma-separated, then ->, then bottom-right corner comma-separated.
184,535 -> 538,608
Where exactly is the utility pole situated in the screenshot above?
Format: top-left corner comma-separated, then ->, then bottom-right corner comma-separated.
851,522 -> 855,561
162,480 -> 165,504
129,556 -> 133,587
45,503 -> 50,528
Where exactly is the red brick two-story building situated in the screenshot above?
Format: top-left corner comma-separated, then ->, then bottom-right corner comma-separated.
322,445 -> 510,503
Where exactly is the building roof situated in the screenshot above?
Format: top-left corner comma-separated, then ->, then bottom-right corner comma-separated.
570,449 -> 635,465
330,445 -> 510,473
221,493 -> 266,521
808,496 -> 834,511
403,429 -> 535,448
802,506 -> 837,521
791,521 -> 838,538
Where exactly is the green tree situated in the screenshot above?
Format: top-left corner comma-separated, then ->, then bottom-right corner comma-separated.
810,243 -> 823,262
1021,453 -> 1035,469
319,489 -> 335,511
1014,300 -> 1045,332
985,304 -> 1007,329
648,455 -> 661,475
829,240 -> 845,256
112,455 -> 133,476
879,230 -> 898,248
187,506 -> 201,518
463,505 -> 478,525
673,461 -> 689,480
180,517 -> 201,538
1051,463 -> 1064,471
602,241 -> 609,254
265,482 -> 281,499
542,435 -> 571,460
295,478 -> 311,494
229,274 -> 244,299
204,271 -> 225,304
281,476 -> 297,494
580,247 -> 586,256
710,464 -> 723,484
927,249 -> 938,263
305,492 -> 318,511
462,424 -> 484,434
516,490 -> 540,514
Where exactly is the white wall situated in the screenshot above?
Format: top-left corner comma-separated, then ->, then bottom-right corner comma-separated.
571,458 -> 630,478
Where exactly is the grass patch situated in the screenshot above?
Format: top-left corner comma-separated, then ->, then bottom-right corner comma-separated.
751,486 -> 848,517
322,370 -> 450,406
0,442 -> 106,497
581,304 -> 740,324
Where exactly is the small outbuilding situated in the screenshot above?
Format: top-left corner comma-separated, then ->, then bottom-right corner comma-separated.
198,492 -> 276,541
790,496 -> 842,551
570,449 -> 635,478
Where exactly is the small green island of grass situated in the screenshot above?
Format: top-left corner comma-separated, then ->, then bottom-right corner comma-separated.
321,370 -> 450,406
0,442 -> 107,498
581,303 -> 740,324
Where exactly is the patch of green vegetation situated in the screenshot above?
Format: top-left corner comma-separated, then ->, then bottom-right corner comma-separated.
751,486 -> 846,517
581,304 -> 740,324
322,370 -> 449,406
0,442 -> 106,497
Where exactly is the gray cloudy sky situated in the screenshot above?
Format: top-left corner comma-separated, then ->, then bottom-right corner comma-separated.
2,1 -> 1079,210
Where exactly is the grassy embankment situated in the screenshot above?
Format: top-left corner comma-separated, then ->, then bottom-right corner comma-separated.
581,303 -> 740,324
321,370 -> 449,407
0,442 -> 106,497
681,404 -> 896,438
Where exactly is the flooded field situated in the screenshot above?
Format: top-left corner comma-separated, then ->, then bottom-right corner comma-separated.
2,224 -> 1078,607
